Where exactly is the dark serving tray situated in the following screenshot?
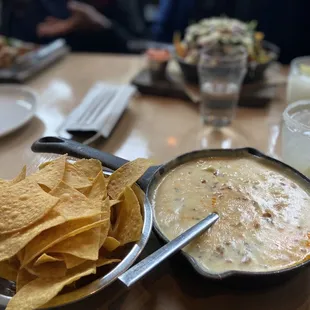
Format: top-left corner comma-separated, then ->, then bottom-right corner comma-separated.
132,67 -> 285,108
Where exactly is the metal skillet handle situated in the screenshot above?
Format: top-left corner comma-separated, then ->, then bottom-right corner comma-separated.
31,136 -> 128,171
118,213 -> 219,287
31,136 -> 160,191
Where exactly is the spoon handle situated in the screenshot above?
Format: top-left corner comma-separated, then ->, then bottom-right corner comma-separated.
118,213 -> 219,287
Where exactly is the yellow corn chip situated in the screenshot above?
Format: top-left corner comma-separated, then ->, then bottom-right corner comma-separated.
107,158 -> 152,199
0,166 -> 26,188
109,199 -> 121,228
22,216 -> 105,267
16,268 -> 37,292
29,155 -> 67,191
0,209 -> 65,262
0,180 -> 59,234
47,226 -> 101,261
11,166 -> 26,184
38,161 -> 51,170
76,186 -> 91,196
16,249 -> 25,265
109,199 -> 121,207
111,187 -> 143,245
62,254 -> 86,269
34,253 -> 63,267
131,183 -> 145,206
0,157 -> 146,309
8,255 -> 20,268
0,260 -> 18,281
98,198 -> 111,248
73,159 -> 103,180
50,181 -> 101,220
88,171 -> 107,200
26,261 -> 67,278
102,236 -> 120,252
6,262 -> 96,310
63,163 -> 92,189
96,258 -> 121,268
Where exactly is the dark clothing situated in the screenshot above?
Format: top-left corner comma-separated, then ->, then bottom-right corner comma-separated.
153,0 -> 310,63
0,0 -> 146,53
1,0 -> 69,43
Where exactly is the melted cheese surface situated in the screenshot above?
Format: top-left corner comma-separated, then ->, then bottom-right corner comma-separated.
152,157 -> 310,273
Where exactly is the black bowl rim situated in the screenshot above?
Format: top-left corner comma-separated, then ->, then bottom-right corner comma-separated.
146,147 -> 310,280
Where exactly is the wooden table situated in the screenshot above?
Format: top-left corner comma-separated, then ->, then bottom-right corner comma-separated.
1,54 -> 309,310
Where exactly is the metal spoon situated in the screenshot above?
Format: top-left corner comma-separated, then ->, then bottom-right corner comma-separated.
118,212 -> 219,287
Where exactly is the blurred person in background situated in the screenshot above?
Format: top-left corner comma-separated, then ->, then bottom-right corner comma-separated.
1,0 -> 147,53
152,0 -> 310,63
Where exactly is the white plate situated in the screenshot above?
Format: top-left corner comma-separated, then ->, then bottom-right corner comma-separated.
0,85 -> 37,137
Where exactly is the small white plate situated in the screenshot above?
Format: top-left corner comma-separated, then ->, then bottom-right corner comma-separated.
0,85 -> 37,137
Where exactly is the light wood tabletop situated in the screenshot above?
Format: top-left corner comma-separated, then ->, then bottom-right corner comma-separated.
1,54 -> 309,310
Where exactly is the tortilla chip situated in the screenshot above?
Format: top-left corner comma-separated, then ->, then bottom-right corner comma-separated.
96,258 -> 121,268
109,199 -> 122,233
73,159 -> 103,180
111,187 -> 143,245
0,209 -> 65,262
62,254 -> 86,269
0,166 -> 26,188
0,157 -> 146,309
0,180 -> 59,234
22,216 -> 105,267
50,181 -> 101,220
34,253 -> 63,267
107,158 -> 152,199
11,166 -> 26,185
16,249 -> 25,265
0,260 -> 18,281
98,198 -> 111,248
131,183 -> 145,206
88,171 -> 107,200
102,236 -> 120,252
38,161 -> 52,170
6,262 -> 96,310
63,163 -> 92,189
16,268 -> 37,292
47,226 -> 101,261
8,255 -> 20,268
29,155 -> 67,191
26,261 -> 67,278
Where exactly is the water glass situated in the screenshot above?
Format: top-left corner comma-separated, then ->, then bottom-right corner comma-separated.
282,100 -> 310,177
198,46 -> 247,127
287,57 -> 310,104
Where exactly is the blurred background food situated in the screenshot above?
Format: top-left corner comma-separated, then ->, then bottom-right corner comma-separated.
0,35 -> 36,68
173,18 -> 275,66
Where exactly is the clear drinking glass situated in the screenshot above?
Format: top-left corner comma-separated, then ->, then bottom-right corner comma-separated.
197,46 -> 248,148
282,100 -> 310,177
287,57 -> 310,105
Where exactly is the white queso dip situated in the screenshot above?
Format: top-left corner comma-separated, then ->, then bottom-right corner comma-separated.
152,156 -> 310,273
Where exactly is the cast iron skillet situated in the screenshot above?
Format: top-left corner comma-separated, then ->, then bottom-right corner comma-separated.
32,136 -> 310,284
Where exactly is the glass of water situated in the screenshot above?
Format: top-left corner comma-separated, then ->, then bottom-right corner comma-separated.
287,57 -> 310,105
282,100 -> 310,177
197,45 -> 248,148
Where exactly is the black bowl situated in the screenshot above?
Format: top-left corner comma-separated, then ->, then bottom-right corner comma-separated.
177,40 -> 280,84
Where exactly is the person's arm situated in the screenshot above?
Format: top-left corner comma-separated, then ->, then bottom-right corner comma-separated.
37,1 -> 111,38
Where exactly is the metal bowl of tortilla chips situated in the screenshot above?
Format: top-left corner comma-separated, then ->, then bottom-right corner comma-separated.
0,154 -> 153,309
